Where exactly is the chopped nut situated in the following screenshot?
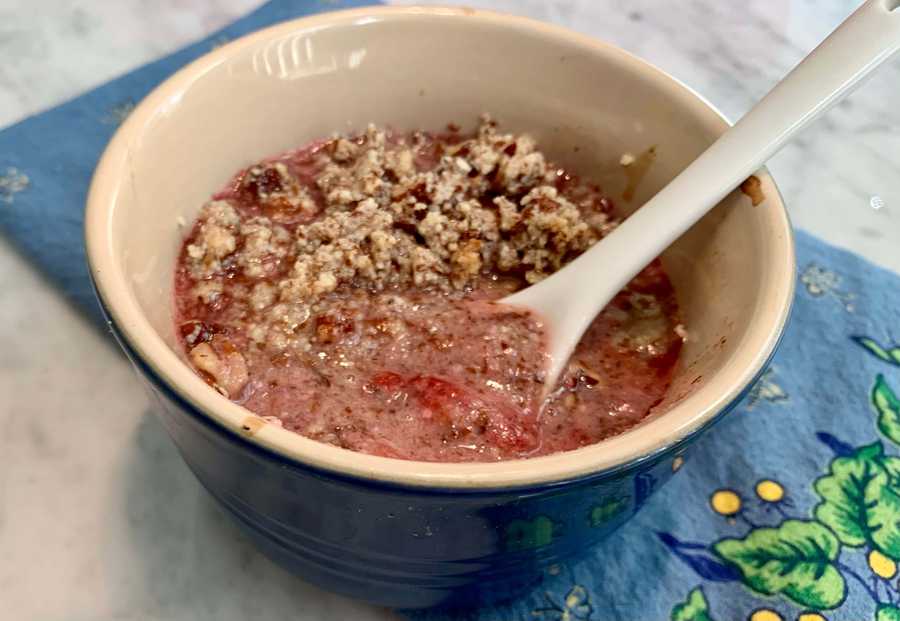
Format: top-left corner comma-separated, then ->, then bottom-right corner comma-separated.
179,116 -> 617,354
184,201 -> 240,278
241,163 -> 318,220
189,337 -> 249,398
740,175 -> 765,206
193,280 -> 224,305
249,282 -> 276,311
332,138 -> 360,162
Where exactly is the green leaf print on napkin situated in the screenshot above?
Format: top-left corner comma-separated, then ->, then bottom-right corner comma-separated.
879,454 -> 900,487
878,605 -> 900,621
814,442 -> 900,559
713,520 -> 845,609
874,375 -> 900,447
854,336 -> 900,367
671,587 -> 714,621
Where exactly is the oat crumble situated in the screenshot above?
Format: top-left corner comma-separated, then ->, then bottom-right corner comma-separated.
173,117 -> 684,462
181,116 -> 618,352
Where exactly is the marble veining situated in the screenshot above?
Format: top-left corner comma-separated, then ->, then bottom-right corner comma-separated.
0,1 -> 897,619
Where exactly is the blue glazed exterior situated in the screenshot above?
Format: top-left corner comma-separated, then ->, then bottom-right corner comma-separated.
79,8 -> 799,609
96,282 -> 780,609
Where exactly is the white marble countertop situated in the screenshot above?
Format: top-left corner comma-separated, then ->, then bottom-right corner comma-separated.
1,1 -> 897,619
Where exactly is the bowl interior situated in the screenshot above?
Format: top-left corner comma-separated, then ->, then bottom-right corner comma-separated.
87,7 -> 794,488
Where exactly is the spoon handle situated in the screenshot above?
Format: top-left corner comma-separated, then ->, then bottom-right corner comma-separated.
508,0 -> 900,380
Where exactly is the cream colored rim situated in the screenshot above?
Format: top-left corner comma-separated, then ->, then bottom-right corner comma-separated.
85,6 -> 795,489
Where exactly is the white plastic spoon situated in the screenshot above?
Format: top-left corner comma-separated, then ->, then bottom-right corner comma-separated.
503,0 -> 900,389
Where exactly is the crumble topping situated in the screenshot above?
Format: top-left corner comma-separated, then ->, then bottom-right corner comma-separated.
185,200 -> 240,279
174,118 -> 685,461
180,116 -> 619,361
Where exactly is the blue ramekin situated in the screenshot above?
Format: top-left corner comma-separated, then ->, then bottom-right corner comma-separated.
85,7 -> 796,609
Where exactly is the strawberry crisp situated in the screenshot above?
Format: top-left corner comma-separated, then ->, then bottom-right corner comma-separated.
174,116 -> 684,462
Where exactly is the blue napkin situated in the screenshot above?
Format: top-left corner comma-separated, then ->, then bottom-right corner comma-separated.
5,3 -> 900,620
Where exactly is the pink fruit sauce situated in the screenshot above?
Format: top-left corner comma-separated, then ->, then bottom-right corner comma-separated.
174,118 -> 684,462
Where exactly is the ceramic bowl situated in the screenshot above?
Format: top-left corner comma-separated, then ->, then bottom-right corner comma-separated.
85,6 -> 795,609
